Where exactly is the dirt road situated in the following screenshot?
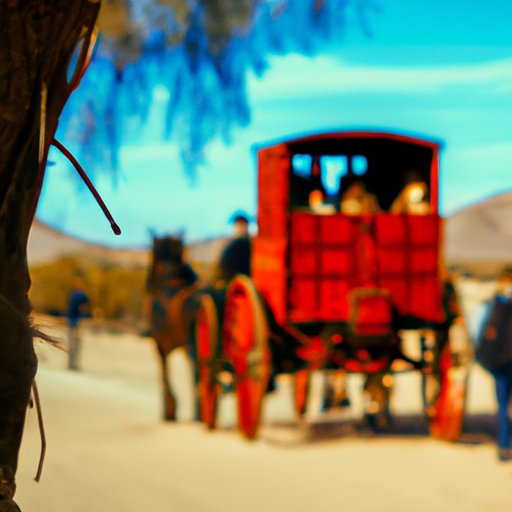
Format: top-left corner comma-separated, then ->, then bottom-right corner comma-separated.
15,324 -> 512,512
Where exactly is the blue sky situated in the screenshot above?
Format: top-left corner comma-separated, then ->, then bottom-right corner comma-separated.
36,0 -> 512,247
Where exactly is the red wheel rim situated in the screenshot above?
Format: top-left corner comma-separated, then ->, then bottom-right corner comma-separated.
223,277 -> 270,439
195,295 -> 218,430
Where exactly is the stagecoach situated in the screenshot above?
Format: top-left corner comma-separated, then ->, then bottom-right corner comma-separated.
193,130 -> 470,440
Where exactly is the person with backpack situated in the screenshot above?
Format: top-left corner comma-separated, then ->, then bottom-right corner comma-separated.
474,265 -> 512,461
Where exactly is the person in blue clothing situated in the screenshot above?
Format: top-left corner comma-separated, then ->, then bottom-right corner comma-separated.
472,265 -> 512,461
67,273 -> 91,370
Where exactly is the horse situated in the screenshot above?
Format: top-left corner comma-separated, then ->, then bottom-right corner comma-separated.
146,236 -> 199,421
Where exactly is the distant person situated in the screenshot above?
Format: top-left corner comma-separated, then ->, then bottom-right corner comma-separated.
340,179 -> 380,215
218,213 -> 252,282
472,265 -> 512,461
390,170 -> 430,214
67,273 -> 91,370
424,274 -> 463,416
437,275 -> 462,352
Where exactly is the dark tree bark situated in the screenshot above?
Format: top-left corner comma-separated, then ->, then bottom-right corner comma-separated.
0,2 -> 100,509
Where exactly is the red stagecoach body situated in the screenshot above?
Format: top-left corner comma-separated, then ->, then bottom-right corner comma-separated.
253,131 -> 444,328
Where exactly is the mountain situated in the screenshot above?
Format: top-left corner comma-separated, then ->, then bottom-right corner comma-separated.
27,219 -> 150,267
444,191 -> 512,275
27,219 -> 227,270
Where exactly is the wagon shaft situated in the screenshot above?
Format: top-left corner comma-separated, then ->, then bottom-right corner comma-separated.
0,1 -> 100,506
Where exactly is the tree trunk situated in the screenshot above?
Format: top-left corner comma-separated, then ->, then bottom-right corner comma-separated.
0,1 -> 100,508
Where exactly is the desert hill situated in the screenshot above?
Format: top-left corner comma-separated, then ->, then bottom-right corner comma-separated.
27,219 -> 150,268
28,219 -> 227,270
444,191 -> 512,275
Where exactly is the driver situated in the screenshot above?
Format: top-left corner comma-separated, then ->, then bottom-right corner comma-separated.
218,213 -> 251,282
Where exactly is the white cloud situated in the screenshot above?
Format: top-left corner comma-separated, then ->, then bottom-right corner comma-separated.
248,54 -> 512,98
448,141 -> 512,158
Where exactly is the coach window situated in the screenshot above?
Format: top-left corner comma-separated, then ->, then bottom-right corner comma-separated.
290,154 -> 312,209
352,155 -> 368,176
320,156 -> 348,198
291,154 -> 312,179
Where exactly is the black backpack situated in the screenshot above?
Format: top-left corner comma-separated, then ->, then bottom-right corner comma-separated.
475,297 -> 512,372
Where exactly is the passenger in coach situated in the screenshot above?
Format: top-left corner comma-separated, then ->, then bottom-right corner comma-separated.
340,178 -> 380,215
391,170 -> 430,214
308,189 -> 336,214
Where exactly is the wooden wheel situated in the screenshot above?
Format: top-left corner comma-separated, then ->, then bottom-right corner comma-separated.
294,369 -> 310,418
427,341 -> 469,441
223,275 -> 270,439
195,294 -> 220,430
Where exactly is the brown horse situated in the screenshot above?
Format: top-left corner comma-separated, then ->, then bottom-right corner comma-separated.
146,236 -> 199,421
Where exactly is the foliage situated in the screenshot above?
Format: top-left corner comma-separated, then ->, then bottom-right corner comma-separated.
28,251 -> 218,326
57,0 -> 377,180
29,255 -> 148,324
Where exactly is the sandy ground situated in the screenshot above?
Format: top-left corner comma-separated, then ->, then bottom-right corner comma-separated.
14,302 -> 512,511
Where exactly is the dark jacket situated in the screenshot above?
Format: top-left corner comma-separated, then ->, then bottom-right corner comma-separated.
219,235 -> 251,280
67,289 -> 90,328
475,295 -> 512,373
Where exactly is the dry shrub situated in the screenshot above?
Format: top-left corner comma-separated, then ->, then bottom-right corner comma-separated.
29,255 -> 148,325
